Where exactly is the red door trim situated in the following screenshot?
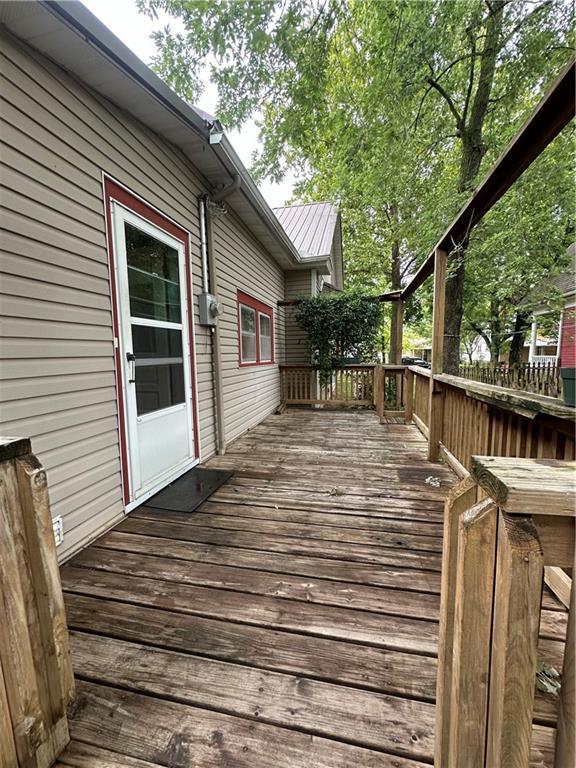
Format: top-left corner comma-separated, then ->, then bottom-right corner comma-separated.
103,176 -> 200,505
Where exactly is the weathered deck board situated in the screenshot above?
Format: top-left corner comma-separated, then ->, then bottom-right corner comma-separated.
59,409 -> 564,767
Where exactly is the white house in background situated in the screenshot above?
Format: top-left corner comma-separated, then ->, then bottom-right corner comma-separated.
524,244 -> 576,366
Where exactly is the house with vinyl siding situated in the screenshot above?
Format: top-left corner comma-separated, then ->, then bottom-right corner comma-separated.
274,202 -> 344,363
0,0 -> 343,562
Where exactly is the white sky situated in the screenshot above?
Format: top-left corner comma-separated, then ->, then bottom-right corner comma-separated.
81,0 -> 296,207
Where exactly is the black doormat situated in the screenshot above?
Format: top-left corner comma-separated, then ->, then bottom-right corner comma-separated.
143,467 -> 233,513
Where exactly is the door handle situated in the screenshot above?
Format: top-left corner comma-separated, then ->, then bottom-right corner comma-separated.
126,352 -> 136,383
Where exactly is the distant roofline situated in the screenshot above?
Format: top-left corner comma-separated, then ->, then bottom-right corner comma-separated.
273,200 -> 338,211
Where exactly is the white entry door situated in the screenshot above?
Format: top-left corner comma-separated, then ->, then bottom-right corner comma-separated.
112,203 -> 196,505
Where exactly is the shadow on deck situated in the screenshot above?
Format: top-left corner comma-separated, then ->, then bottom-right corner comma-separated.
56,409 -> 565,767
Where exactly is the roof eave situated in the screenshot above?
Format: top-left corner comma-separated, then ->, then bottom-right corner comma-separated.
2,0 -> 303,269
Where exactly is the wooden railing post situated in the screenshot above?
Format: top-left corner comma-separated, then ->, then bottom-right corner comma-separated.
390,299 -> 404,365
404,367 -> 414,423
486,512 -> 544,768
428,248 -> 447,461
435,476 -> 478,768
447,499 -> 498,768
0,438 -> 74,768
374,365 -> 384,420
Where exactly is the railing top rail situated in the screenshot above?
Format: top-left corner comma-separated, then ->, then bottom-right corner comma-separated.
279,363 -> 377,369
470,455 -> 576,516
408,365 -> 431,378
435,372 -> 576,421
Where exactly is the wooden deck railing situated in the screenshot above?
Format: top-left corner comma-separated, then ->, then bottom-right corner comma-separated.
459,361 -> 561,399
436,457 -> 575,768
0,437 -> 74,768
408,366 -> 575,468
280,364 -> 375,406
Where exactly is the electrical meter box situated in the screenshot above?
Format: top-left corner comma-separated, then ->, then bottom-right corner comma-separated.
198,292 -> 224,326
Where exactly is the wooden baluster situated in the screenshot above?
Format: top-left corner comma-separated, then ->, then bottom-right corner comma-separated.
555,559 -> 575,768
486,512 -> 544,768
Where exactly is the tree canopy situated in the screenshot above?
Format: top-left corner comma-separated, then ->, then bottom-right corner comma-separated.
138,0 -> 575,364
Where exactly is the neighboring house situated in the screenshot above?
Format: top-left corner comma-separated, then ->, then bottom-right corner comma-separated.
522,245 -> 576,366
274,202 -> 344,363
0,2 -> 343,561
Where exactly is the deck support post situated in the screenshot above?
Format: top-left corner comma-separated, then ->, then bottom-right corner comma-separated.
390,299 -> 404,365
435,476 -> 478,768
486,512 -> 543,768
428,248 -> 446,461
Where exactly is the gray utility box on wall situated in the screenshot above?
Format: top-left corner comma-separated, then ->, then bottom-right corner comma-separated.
198,292 -> 224,326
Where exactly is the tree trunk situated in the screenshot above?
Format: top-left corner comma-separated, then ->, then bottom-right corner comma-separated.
509,311 -> 530,366
442,0 -> 506,373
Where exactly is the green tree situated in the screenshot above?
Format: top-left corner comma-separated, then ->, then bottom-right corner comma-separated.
138,0 -> 574,369
462,125 -> 574,362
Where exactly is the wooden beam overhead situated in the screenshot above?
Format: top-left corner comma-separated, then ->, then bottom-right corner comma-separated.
400,57 -> 575,301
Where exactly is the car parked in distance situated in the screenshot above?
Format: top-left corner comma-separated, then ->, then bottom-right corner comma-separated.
401,356 -> 432,369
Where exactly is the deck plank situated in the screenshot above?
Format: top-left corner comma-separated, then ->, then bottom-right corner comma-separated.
61,409 -> 565,767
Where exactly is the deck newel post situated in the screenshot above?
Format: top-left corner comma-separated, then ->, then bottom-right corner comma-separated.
428,248 -> 447,461
404,367 -> 414,423
434,476 -> 478,768
374,365 -> 384,420
555,557 -> 575,768
486,512 -> 544,768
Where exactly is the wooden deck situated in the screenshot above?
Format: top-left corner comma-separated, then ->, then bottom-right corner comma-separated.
56,409 -> 566,767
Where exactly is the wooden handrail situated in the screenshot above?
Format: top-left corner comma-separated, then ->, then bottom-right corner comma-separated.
435,373 -> 575,421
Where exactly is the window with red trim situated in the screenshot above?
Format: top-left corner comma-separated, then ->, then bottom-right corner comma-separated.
237,290 -> 274,366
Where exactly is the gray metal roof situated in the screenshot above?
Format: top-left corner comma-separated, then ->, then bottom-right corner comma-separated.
0,0 -> 330,273
273,202 -> 339,259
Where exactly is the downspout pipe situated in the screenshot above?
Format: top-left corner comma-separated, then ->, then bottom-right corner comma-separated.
204,205 -> 227,455
198,195 -> 209,294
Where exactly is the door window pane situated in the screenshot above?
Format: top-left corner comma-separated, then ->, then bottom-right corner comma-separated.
259,312 -> 272,361
240,305 -> 257,362
125,222 -> 181,323
132,325 -> 185,415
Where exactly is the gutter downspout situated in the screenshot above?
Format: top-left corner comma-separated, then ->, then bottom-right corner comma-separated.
211,173 -> 241,203
202,198 -> 226,455
199,196 -> 209,293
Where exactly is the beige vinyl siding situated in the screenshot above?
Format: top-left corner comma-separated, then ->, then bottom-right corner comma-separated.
211,210 -> 284,441
284,270 -> 313,364
0,29 -> 221,561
